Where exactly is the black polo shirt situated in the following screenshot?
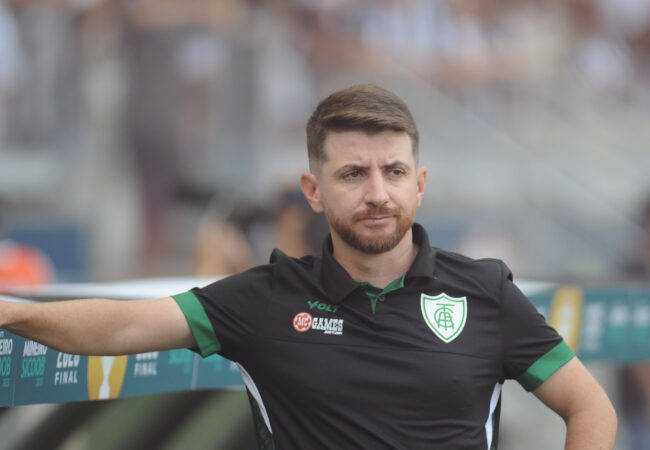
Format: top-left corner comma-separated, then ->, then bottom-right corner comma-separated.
173,223 -> 573,450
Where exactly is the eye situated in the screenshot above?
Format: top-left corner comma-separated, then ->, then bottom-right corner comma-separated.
342,169 -> 362,180
388,168 -> 405,177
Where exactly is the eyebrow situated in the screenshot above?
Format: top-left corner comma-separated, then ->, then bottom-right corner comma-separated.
384,162 -> 409,171
334,161 -> 410,176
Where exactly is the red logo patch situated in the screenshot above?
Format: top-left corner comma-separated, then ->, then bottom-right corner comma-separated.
293,312 -> 313,332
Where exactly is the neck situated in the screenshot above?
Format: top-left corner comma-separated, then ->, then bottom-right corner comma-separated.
331,229 -> 419,288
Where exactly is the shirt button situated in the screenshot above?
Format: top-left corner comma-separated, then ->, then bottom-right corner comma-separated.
378,295 -> 386,302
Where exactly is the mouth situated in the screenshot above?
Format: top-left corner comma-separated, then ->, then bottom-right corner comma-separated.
358,215 -> 393,225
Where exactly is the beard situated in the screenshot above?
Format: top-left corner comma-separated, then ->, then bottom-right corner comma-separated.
325,204 -> 414,254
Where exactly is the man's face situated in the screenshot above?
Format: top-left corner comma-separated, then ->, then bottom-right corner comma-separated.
301,130 -> 427,254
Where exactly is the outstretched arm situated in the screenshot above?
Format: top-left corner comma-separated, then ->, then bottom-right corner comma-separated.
533,356 -> 617,450
0,297 -> 196,356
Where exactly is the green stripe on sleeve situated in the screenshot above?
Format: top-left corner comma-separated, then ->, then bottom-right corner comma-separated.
517,341 -> 575,392
172,291 -> 221,357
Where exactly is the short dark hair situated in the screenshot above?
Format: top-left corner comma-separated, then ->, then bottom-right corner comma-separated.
306,84 -> 419,171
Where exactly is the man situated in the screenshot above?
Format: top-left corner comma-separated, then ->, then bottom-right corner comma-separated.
0,85 -> 616,449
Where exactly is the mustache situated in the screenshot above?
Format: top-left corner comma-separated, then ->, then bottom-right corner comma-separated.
353,206 -> 400,220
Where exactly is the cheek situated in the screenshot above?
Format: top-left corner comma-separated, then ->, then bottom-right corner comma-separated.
393,184 -> 419,204
324,185 -> 357,206
318,190 -> 338,215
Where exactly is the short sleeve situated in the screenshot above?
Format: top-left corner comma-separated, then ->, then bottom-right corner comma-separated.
173,291 -> 221,357
173,264 -> 274,361
499,262 -> 575,391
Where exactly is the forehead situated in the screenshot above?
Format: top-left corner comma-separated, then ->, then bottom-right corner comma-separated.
321,130 -> 414,166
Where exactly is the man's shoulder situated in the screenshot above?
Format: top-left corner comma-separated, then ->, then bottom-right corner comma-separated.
264,248 -> 325,297
268,248 -> 321,280
434,247 -> 506,270
269,248 -> 319,269
209,249 -> 319,294
433,247 -> 510,288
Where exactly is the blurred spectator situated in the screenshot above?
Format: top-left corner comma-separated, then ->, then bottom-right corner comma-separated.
192,188 -> 328,276
118,0 -> 255,267
621,363 -> 650,450
620,194 -> 650,450
0,2 -> 22,143
597,0 -> 650,101
0,200 -> 55,290
563,0 -> 635,98
121,10 -> 185,263
192,193 -> 258,276
622,195 -> 650,279
193,218 -> 258,276
272,188 -> 329,259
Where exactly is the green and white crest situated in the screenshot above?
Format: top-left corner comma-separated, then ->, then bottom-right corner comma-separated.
421,293 -> 468,343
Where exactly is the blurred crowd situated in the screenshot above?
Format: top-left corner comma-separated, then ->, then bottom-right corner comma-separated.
0,0 -> 649,283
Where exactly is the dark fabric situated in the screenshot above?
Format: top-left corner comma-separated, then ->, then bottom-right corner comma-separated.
184,223 -> 564,449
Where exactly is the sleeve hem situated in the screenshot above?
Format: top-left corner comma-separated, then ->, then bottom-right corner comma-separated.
172,291 -> 221,358
517,341 -> 575,391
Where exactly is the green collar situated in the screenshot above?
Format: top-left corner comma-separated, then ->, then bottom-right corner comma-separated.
360,274 -> 406,314
319,223 -> 436,304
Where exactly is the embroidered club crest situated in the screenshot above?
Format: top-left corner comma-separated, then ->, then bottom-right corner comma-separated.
421,293 -> 468,343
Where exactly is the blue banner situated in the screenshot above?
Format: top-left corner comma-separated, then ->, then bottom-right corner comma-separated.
1,281 -> 649,407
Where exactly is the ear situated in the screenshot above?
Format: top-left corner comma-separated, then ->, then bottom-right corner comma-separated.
300,172 -> 324,213
415,167 -> 427,208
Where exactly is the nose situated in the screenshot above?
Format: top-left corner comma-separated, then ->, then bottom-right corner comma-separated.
364,170 -> 389,207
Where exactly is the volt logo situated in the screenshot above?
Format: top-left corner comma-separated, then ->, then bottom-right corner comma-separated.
307,300 -> 339,314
